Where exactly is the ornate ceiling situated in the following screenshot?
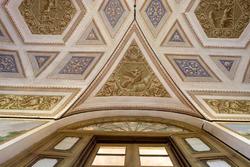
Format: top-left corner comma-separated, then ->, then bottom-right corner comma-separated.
0,0 -> 250,122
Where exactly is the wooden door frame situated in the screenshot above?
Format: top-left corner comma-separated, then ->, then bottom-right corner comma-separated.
73,135 -> 191,167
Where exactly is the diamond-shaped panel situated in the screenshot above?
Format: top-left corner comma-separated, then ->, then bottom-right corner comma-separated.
104,0 -> 125,28
99,0 -> 129,37
19,0 -> 77,35
0,50 -> 25,78
146,0 -> 166,27
174,59 -> 210,77
141,0 -> 171,37
166,55 -> 220,82
59,56 -> 95,75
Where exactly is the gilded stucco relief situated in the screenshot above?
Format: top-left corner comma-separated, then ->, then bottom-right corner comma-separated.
205,99 -> 250,114
19,0 -> 77,35
97,44 -> 170,97
195,0 -> 250,38
188,91 -> 250,120
0,95 -> 63,110
0,87 -> 79,118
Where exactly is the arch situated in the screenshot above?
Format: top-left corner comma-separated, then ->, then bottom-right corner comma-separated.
1,112 -> 250,166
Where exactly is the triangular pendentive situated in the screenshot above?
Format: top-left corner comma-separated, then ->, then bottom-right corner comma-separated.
77,20 -> 106,45
161,21 -> 192,47
0,20 -> 12,43
64,22 -> 202,118
210,56 -> 240,80
97,43 -> 170,97
28,52 -> 58,77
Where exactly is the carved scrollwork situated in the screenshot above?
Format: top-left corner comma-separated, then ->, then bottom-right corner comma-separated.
97,44 -> 170,97
195,0 -> 250,38
0,94 -> 63,110
205,99 -> 250,114
19,0 -> 76,35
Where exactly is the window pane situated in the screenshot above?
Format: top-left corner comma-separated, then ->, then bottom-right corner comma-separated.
139,147 -> 168,155
92,155 -> 125,166
185,138 -> 211,152
32,158 -> 58,167
206,160 -> 232,167
98,146 -> 126,154
54,137 -> 79,150
140,156 -> 173,166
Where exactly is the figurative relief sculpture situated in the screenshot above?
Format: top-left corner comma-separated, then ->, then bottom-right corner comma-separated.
19,0 -> 76,35
205,99 -> 250,114
97,44 -> 170,97
195,0 -> 250,38
0,95 -> 63,110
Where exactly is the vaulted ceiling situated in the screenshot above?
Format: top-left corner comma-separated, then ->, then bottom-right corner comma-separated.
0,0 -> 250,123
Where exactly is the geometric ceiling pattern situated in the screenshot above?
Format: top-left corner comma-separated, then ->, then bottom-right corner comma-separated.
0,50 -> 25,78
210,55 -> 241,80
48,52 -> 103,80
161,21 -> 192,47
65,23 -> 200,117
0,19 -> 12,43
166,54 -> 220,82
0,0 -> 250,121
99,0 -> 130,37
140,0 -> 172,37
28,52 -> 58,77
77,20 -> 106,45
0,0 -> 250,161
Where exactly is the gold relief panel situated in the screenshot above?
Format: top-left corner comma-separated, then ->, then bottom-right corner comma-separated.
19,0 -> 77,35
204,99 -> 250,114
188,91 -> 250,120
0,95 -> 63,111
195,0 -> 250,38
0,87 -> 79,118
97,44 -> 170,97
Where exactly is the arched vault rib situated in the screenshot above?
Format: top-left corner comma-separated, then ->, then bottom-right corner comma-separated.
63,21 -> 203,119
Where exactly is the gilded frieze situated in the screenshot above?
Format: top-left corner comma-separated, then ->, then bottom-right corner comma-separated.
205,99 -> 250,114
19,0 -> 77,35
97,44 -> 170,97
0,94 -> 63,110
195,0 -> 250,38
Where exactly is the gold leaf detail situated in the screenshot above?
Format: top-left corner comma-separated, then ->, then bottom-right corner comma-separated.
204,99 -> 250,114
0,95 -> 63,110
97,44 -> 170,97
195,0 -> 250,38
19,0 -> 77,35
